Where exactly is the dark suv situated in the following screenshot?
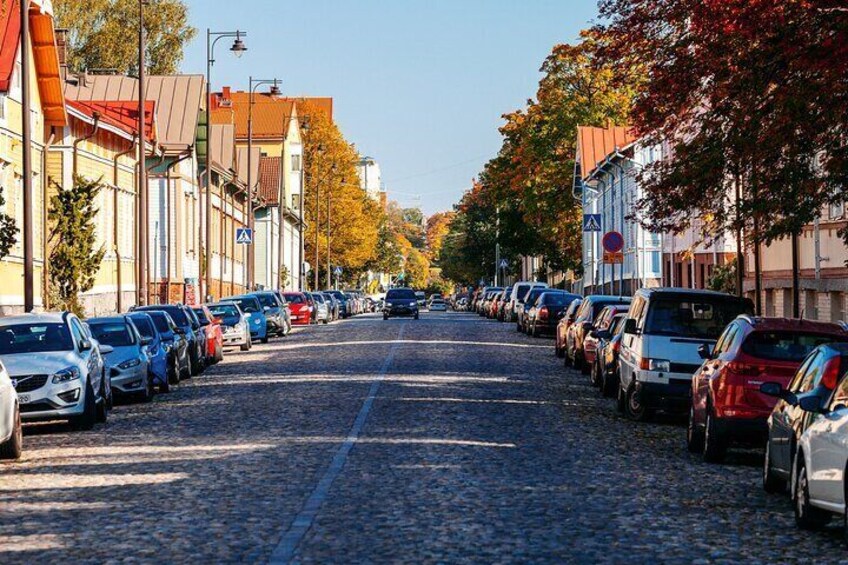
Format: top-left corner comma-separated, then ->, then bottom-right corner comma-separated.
383,288 -> 420,320
133,304 -> 204,376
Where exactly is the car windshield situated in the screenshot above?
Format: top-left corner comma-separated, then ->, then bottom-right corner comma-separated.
742,332 -> 846,362
191,308 -> 208,322
255,294 -> 278,308
644,297 -> 749,339
284,294 -> 306,304
313,294 -> 325,303
0,323 -> 74,354
230,297 -> 260,313
129,316 -> 156,339
210,304 -> 239,318
386,289 -> 416,300
543,293 -> 573,306
89,321 -> 135,347
524,289 -> 546,305
149,314 -> 171,334
593,301 -> 628,318
142,306 -> 187,326
514,284 -> 532,301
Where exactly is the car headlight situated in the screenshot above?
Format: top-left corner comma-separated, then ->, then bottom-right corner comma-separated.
386,302 -> 393,307
645,358 -> 671,372
410,301 -> 417,306
235,321 -> 247,332
52,366 -> 81,384
118,358 -> 142,370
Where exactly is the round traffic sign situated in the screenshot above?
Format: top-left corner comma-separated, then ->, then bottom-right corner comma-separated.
602,231 -> 624,253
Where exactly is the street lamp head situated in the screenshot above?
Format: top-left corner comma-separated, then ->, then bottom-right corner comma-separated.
230,32 -> 247,57
268,80 -> 281,97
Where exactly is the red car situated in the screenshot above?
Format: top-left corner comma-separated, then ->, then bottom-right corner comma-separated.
688,315 -> 848,462
192,305 -> 224,364
283,292 -> 312,325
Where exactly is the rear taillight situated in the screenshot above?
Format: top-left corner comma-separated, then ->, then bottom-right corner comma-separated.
727,362 -> 764,377
612,341 -> 620,352
821,356 -> 842,389
539,307 -> 549,320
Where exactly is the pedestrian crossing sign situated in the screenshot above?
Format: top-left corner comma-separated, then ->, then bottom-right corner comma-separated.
334,266 -> 343,277
236,227 -> 253,244
499,258 -> 509,269
583,214 -> 602,232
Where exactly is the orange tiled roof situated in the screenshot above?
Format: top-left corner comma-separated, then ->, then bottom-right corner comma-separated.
258,156 -> 281,206
211,91 -> 295,140
576,125 -> 637,180
66,100 -> 156,142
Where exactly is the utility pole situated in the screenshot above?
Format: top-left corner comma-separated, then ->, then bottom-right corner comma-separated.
326,186 -> 331,289
138,0 -> 148,306
20,0 -> 33,312
494,206 -> 500,286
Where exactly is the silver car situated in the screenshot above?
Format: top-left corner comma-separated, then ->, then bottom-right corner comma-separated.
0,313 -> 109,430
0,359 -> 21,460
209,302 -> 252,351
88,316 -> 154,402
312,293 -> 331,324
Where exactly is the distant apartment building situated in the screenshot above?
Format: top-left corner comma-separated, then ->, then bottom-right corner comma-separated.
357,156 -> 382,201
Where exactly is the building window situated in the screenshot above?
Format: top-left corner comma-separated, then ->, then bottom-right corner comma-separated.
650,251 -> 660,274
291,154 -> 302,172
829,201 -> 844,220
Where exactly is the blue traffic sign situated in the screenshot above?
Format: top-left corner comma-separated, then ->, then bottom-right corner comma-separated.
583,214 -> 602,232
602,231 -> 624,253
235,227 -> 253,244
334,266 -> 343,277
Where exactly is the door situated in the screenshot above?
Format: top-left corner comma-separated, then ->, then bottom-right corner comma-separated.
808,376 -> 848,506
773,352 -> 820,474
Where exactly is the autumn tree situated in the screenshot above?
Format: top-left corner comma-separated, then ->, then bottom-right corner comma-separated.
300,101 -> 380,288
54,0 -> 196,75
403,249 -> 430,288
425,211 -> 454,263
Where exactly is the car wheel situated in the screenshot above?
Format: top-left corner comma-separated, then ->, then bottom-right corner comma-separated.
159,374 -> 171,393
71,381 -> 98,431
141,372 -> 155,403
555,340 -> 564,358
95,376 -> 108,424
601,369 -> 618,398
702,408 -> 727,463
0,404 -> 22,460
794,455 -> 831,529
383,314 -> 389,320
579,353 -> 590,375
616,383 -> 626,413
189,352 -> 201,376
215,342 -> 224,362
687,404 -> 705,454
516,322 -> 522,333
762,439 -> 786,493
323,318 -> 328,325
261,335 -> 269,344
590,361 -> 602,388
625,381 -> 651,422
240,342 -> 250,351
168,356 -> 180,385
414,312 -> 420,320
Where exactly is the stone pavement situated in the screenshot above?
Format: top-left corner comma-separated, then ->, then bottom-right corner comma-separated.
1,311 -> 845,563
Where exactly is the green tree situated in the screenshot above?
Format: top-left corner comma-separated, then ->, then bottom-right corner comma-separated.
0,186 -> 17,260
404,249 -> 430,289
54,0 -> 196,75
48,175 -> 106,315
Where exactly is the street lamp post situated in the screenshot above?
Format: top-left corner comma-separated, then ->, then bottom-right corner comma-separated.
20,0 -> 33,311
205,29 -> 246,300
247,77 -> 280,291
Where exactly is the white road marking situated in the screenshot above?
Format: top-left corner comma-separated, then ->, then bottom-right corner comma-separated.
268,323 -> 406,564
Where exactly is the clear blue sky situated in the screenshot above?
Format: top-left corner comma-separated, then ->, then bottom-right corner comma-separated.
181,0 -> 599,215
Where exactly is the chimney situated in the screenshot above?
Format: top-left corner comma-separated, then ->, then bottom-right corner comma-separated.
55,28 -> 69,81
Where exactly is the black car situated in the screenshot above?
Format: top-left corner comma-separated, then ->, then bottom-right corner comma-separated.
592,313 -> 628,397
135,310 -> 189,384
517,287 -> 555,333
527,292 -> 581,337
383,288 -> 419,320
133,304 -> 204,376
761,343 -> 848,493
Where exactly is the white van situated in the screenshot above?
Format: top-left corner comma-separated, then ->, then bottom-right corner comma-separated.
617,288 -> 753,421
507,281 -> 549,323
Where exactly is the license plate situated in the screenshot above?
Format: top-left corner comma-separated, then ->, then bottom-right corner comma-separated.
18,394 -> 30,403
291,315 -> 298,319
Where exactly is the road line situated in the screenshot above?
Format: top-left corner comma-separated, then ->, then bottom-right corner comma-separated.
268,323 -> 406,564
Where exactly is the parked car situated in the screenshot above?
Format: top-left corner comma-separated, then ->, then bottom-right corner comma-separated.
555,299 -> 583,359
284,292 -> 313,326
508,281 -> 549,323
191,305 -> 224,364
126,312 -> 171,392
430,298 -> 448,312
384,287 -> 420,320
688,316 -> 847,463
495,288 -> 512,321
145,310 -> 190,384
415,291 -> 427,310
312,292 -> 331,324
581,304 -> 631,376
305,292 -> 319,322
0,359 -> 22,460
326,290 -> 350,318
88,316 -> 154,402
517,287 -> 556,333
594,314 -> 629,397
134,304 -> 205,375
209,302 -> 251,351
527,292 -> 581,337
251,291 -> 289,337
793,367 -> 848,531
323,292 -> 341,320
225,295 -> 269,343
761,343 -> 848,494
0,313 -> 109,430
617,288 -> 753,422
566,296 -> 632,373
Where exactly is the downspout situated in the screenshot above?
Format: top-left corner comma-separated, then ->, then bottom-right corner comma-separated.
41,129 -> 56,310
164,150 -> 194,301
113,134 -> 138,313
73,114 -> 100,175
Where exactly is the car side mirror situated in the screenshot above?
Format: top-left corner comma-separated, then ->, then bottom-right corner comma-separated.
174,327 -> 186,335
141,336 -> 152,346
798,394 -> 828,414
79,339 -> 93,352
697,344 -> 712,360
98,344 -> 114,354
623,318 -> 637,335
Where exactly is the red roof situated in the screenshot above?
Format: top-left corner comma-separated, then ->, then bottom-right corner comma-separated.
0,0 -> 21,92
66,99 -> 156,142
576,125 -> 637,180
258,156 -> 281,206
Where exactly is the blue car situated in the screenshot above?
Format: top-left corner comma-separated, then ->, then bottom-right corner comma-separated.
133,304 -> 204,376
223,295 -> 268,343
144,310 -> 190,384
127,312 -> 170,392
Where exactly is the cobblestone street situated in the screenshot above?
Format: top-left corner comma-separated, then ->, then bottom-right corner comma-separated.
2,312 -> 846,563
